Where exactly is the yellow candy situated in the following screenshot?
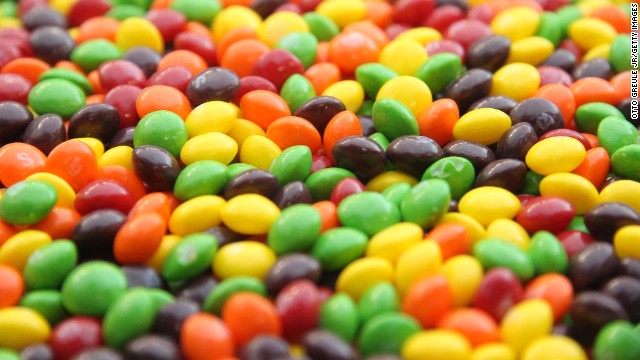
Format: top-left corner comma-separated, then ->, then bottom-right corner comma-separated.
98,146 -> 134,171
568,18 -> 617,51
377,76 -> 432,119
442,255 -> 483,306
437,212 -> 487,245
366,171 -> 418,193
525,137 -> 586,176
583,43 -> 611,62
180,132 -> 238,165
145,234 -> 181,273
459,187 -> 521,227
322,80 -> 365,113
506,37 -> 554,66
259,11 -> 310,48
212,5 -> 262,42
486,219 -> 531,250
490,7 -> 541,41
0,230 -> 51,271
367,222 -> 423,263
396,27 -> 442,46
453,108 -> 512,145
213,241 -> 276,280
576,0 -> 610,15
395,241 -> 442,297
49,0 -> 74,15
490,63 -> 540,102
115,18 -> 164,53
500,299 -> 553,353
239,135 -> 281,170
472,343 -> 516,360
169,195 -> 226,236
26,172 -> 76,209
599,180 -> 640,213
613,225 -> 640,259
221,194 -> 280,235
227,119 -> 266,147
0,307 -> 50,350
315,0 -> 367,28
521,336 -> 587,360
539,173 -> 599,215
379,40 -> 429,76
74,137 -> 104,158
186,101 -> 238,137
0,18 -> 22,29
402,330 -> 473,360
336,257 -> 394,301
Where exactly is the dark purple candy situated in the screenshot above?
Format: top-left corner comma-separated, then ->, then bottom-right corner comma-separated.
0,100 -> 33,144
273,181 -> 313,210
584,202 -> 640,242
266,254 -> 322,296
68,103 -> 121,143
205,226 -> 243,248
223,169 -> 280,200
496,122 -> 538,161
132,145 -> 181,192
332,136 -> 386,181
469,95 -> 518,114
509,98 -> 564,137
295,96 -> 346,136
152,299 -> 200,342
186,67 -> 240,106
124,335 -> 182,360
22,6 -> 67,30
386,135 -> 443,178
541,49 -> 577,72
443,140 -> 496,173
602,276 -> 640,322
568,243 -> 619,291
108,127 -> 135,149
122,265 -> 165,289
474,159 -> 527,194
303,330 -> 357,360
572,58 -> 613,80
173,274 -> 218,306
123,46 -> 162,78
443,68 -> 493,113
465,35 -> 511,72
570,291 -> 628,342
240,335 -> 290,360
29,26 -> 75,65
71,209 -> 127,261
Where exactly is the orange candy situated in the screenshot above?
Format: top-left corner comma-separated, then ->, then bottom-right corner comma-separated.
365,0 -> 393,28
323,111 -> 363,160
136,85 -> 192,120
240,90 -> 291,130
87,70 -> 104,94
534,84 -> 576,128
591,5 -> 631,34
582,133 -> 599,149
31,207 -> 81,240
304,62 -> 341,95
402,275 -> 454,328
0,143 -> 47,187
184,21 -> 212,38
128,192 -> 175,223
343,20 -> 390,49
437,308 -> 501,347
418,99 -> 460,147
315,41 -> 330,64
216,27 -> 260,63
328,32 -> 380,74
220,38 -> 270,78
610,71 -> 631,103
181,313 -> 235,360
524,273 -> 574,321
45,140 -> 99,192
54,60 -> 85,74
312,200 -> 340,234
570,77 -> 617,107
97,165 -> 147,203
266,116 -> 322,153
0,220 -> 16,248
86,94 -> 105,105
1,57 -> 51,85
571,147 -> 610,189
222,293 -> 282,347
426,223 -> 469,261
77,17 -> 120,43
157,50 -> 209,76
0,265 -> 23,308
113,212 -> 166,264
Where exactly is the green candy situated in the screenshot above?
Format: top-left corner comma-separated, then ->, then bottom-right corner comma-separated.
311,227 -> 368,271
415,53 -> 463,94
567,216 -> 589,233
226,163 -> 256,181
556,5 -> 583,40
369,132 -> 390,150
106,4 -> 146,20
358,282 -> 399,325
305,167 -> 356,201
372,99 -> 419,141
381,182 -> 412,208
303,12 -> 340,42
269,145 -> 313,185
597,116 -> 639,156
611,144 -> 640,182
103,288 -> 172,349
0,180 -> 57,225
358,99 -> 374,117
23,240 -> 78,290
134,110 -> 189,158
280,74 -> 316,113
71,39 -> 123,72
61,261 -> 128,317
319,293 -> 359,342
422,156 -> 475,200
111,0 -> 153,9
356,63 -> 398,99
0,1 -> 17,18
174,161 -> 228,201
337,192 -> 401,236
594,321 -> 640,360
0,349 -> 19,360
20,290 -> 69,326
203,276 -> 266,314
522,170 -> 544,196
358,313 -> 421,357
473,238 -> 535,281
28,79 -> 86,120
575,102 -> 625,134
276,33 -> 318,69
536,12 -> 562,47
401,179 -> 451,229
39,68 -> 93,95
268,204 -> 321,255
610,35 -> 634,72
528,231 -> 568,274
163,233 -> 218,282
171,0 -> 221,24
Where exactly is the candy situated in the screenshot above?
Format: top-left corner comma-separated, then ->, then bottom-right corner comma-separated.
358,313 -> 421,357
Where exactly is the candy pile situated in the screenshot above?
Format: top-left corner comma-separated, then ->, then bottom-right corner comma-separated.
0,0 -> 638,359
